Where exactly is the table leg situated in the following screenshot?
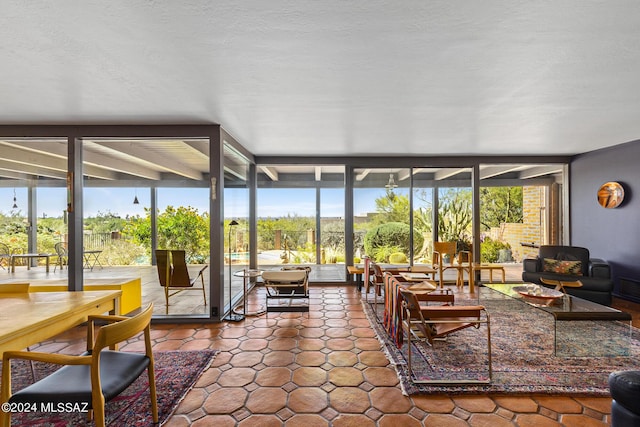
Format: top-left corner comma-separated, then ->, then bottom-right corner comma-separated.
45,256 -> 50,273
456,268 -> 464,288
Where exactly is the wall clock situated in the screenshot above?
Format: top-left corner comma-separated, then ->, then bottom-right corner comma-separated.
597,181 -> 625,208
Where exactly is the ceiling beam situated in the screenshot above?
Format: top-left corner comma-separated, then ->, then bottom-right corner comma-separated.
479,165 -> 524,180
0,143 -> 120,179
0,159 -> 66,179
434,168 -> 467,180
224,164 -> 247,180
397,169 -> 420,182
184,140 -> 210,159
0,170 -> 30,180
260,166 -> 278,181
355,169 -> 371,181
519,165 -> 563,179
92,141 -> 203,180
9,140 -> 161,180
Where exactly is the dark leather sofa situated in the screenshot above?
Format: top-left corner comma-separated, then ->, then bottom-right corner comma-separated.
522,245 -> 613,306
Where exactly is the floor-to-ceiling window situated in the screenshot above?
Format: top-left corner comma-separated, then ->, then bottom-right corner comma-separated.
82,137 -> 211,316
0,127 -> 572,315
412,169 -> 434,265
353,168 -> 412,264
478,163 -> 565,264
256,164 -> 345,281
434,168 -> 473,259
0,138 -> 68,274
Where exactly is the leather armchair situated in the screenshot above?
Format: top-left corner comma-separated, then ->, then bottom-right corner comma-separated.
522,245 -> 613,305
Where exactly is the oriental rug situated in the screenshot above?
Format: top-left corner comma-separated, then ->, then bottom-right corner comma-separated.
4,349 -> 218,426
364,290 -> 640,396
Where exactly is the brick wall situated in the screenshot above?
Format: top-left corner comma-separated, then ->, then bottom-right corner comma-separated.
486,186 -> 546,262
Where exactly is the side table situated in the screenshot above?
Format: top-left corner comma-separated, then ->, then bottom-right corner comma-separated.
233,269 -> 265,317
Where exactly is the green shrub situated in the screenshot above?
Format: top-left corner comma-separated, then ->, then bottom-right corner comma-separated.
100,240 -> 146,266
480,237 -> 511,263
389,252 -> 408,264
364,222 -> 423,263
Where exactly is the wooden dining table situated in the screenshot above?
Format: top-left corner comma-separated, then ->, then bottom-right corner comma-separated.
0,290 -> 122,357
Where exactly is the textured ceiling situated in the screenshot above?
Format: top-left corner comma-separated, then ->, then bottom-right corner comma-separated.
2,1 -> 640,157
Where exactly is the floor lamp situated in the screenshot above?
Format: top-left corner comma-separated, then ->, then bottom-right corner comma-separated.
223,220 -> 243,321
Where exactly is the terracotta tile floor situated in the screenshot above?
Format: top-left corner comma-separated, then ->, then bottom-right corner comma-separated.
30,285 -> 632,426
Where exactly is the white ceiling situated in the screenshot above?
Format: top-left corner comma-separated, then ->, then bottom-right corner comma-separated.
2,1 -> 640,157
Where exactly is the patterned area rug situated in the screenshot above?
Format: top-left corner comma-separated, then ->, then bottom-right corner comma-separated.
4,350 -> 218,426
364,289 -> 640,395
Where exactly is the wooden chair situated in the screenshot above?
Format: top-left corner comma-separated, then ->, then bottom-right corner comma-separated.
262,268 -> 310,313
363,256 -> 373,298
364,258 -> 384,321
432,241 -> 471,288
155,250 -> 207,311
398,288 -> 491,384
1,304 -> 158,427
54,241 -> 68,272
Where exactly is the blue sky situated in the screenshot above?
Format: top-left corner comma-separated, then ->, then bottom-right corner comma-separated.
1,187 -> 393,219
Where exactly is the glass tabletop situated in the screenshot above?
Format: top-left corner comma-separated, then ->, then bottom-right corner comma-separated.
481,283 -> 630,320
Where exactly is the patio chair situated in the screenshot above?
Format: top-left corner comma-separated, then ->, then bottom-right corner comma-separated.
398,287 -> 491,384
155,250 -> 208,311
1,304 -> 158,427
54,242 -> 68,272
262,268 -> 310,313
432,241 -> 471,288
0,243 -> 11,270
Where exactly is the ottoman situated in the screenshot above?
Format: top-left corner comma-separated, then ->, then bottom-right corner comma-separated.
609,370 -> 640,427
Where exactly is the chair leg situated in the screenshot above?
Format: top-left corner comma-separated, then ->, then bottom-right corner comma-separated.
92,395 -> 106,427
200,274 -> 207,306
148,366 -> 159,423
164,286 -> 170,315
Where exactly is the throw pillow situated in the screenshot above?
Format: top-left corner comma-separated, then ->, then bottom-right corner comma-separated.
543,258 -> 583,275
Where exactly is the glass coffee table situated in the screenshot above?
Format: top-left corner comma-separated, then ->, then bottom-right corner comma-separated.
480,283 -> 632,356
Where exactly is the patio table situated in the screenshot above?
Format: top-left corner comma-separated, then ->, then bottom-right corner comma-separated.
9,253 -> 53,273
83,250 -> 103,270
